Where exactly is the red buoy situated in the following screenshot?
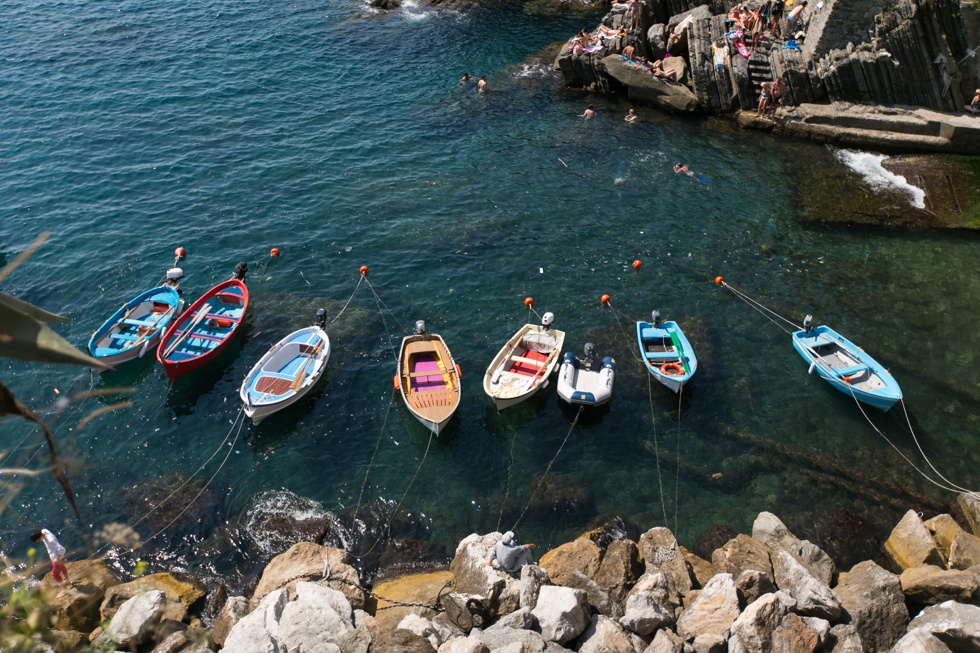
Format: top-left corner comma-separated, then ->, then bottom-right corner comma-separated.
714,276 -> 724,285
270,248 -> 280,257
632,260 -> 642,270
174,246 -> 186,259
524,297 -> 534,307
600,294 -> 611,305
359,265 -> 369,276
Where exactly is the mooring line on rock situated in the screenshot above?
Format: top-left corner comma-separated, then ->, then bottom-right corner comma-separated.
510,406 -> 583,532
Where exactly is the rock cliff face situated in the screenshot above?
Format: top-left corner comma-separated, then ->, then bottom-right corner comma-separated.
553,0 -> 977,146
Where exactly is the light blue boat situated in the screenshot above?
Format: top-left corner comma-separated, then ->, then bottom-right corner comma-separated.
88,285 -> 183,367
791,317 -> 902,411
636,311 -> 698,393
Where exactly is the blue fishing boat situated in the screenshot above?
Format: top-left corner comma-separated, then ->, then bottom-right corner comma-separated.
791,317 -> 902,411
636,310 -> 698,393
87,282 -> 184,367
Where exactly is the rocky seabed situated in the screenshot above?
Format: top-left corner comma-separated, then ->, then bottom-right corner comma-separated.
35,493 -> 980,653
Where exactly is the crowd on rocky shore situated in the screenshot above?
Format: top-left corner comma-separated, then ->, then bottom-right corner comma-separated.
31,491 -> 980,652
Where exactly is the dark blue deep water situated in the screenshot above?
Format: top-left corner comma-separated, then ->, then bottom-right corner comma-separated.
2,0 -> 978,585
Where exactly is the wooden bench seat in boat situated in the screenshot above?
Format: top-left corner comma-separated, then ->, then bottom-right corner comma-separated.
640,328 -> 668,341
254,375 -> 295,395
110,333 -> 140,342
122,317 -> 160,327
644,350 -> 678,360
510,355 -> 546,366
836,364 -> 869,376
408,370 -> 452,379
408,390 -> 455,406
215,292 -> 244,305
172,330 -> 223,343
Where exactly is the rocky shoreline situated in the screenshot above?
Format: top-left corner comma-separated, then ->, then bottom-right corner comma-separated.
34,492 -> 980,652
548,0 -> 980,153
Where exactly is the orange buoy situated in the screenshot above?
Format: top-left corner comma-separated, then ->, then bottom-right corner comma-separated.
632,260 -> 642,270
393,375 -> 400,390
714,276 -> 724,285
359,265 -> 369,276
600,294 -> 611,305
270,248 -> 280,257
174,246 -> 186,259
524,297 -> 534,307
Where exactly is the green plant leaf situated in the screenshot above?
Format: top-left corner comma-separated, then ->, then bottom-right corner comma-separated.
0,382 -> 80,521
0,293 -> 110,370
0,292 -> 69,323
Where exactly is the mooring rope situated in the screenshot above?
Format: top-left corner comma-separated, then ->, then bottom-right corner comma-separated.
496,431 -> 516,533
363,277 -> 404,361
647,374 -> 670,528
350,389 -> 397,528
719,276 -> 978,499
354,424 -> 436,560
716,278 -> 801,335
603,302 -> 643,363
330,274 -> 365,324
510,407 -> 583,532
674,385 -> 683,534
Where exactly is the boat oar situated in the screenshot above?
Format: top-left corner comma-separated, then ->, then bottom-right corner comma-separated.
129,304 -> 179,357
290,337 -> 324,392
163,303 -> 213,359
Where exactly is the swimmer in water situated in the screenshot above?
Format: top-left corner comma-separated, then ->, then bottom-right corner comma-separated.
673,163 -> 694,176
460,72 -> 473,83
625,108 -> 638,123
580,104 -> 596,118
477,75 -> 488,92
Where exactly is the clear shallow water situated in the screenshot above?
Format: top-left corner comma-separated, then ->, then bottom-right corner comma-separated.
2,0 -> 979,584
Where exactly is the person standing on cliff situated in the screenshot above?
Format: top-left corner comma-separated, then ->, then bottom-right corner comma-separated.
769,0 -> 783,37
786,1 -> 807,37
628,0 -> 642,31
30,528 -> 69,584
482,531 -> 536,573
769,78 -> 786,115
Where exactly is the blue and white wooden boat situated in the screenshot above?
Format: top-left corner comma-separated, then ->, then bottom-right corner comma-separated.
240,310 -> 330,424
791,317 -> 902,411
87,285 -> 184,367
556,343 -> 615,407
636,310 -> 698,393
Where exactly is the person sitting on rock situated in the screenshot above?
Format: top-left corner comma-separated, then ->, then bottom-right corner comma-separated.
966,88 -> 980,113
595,24 -> 622,39
665,30 -> 681,58
621,44 -> 635,60
649,58 -> 675,80
482,531 -> 536,574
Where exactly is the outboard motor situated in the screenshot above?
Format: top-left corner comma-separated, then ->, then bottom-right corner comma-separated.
541,312 -> 555,330
803,314 -> 813,333
166,267 -> 184,295
415,320 -> 426,335
583,342 -> 596,361
233,261 -> 249,281
314,308 -> 327,329
651,310 -> 661,327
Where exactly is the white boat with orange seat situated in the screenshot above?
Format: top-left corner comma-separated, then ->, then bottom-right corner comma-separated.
483,312 -> 566,411
395,321 -> 461,435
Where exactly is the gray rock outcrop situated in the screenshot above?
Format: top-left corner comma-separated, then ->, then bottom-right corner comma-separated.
834,561 -> 908,652
770,548 -> 842,621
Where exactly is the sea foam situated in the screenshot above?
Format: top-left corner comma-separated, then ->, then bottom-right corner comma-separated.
833,148 -> 926,209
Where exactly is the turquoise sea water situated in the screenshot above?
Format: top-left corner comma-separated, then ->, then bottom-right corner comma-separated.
2,0 -> 979,585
